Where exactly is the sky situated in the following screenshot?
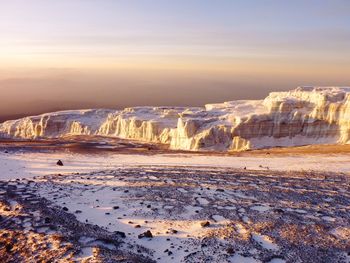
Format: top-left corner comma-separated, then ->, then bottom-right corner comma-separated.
0,0 -> 350,119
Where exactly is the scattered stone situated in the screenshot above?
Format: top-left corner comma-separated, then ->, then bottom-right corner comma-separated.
56,160 -> 64,166
216,189 -> 225,192
5,244 -> 13,252
114,231 -> 126,238
227,247 -> 235,254
134,225 -> 141,228
113,206 -> 119,210
138,230 -> 153,239
62,207 -> 68,211
200,221 -> 210,227
274,208 -> 284,214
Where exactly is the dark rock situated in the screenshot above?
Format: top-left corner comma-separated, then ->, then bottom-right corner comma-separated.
216,189 -> 225,192
138,230 -> 153,239
113,206 -> 119,210
114,231 -> 126,238
227,247 -> 235,254
134,225 -> 141,228
274,208 -> 284,214
200,221 -> 210,227
56,160 -> 64,166
44,217 -> 51,223
5,243 -> 13,252
62,207 -> 69,211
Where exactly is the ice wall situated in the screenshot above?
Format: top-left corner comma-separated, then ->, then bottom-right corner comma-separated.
0,109 -> 114,139
1,87 -> 349,151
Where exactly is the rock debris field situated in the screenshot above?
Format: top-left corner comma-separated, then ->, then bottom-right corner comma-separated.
0,166 -> 349,262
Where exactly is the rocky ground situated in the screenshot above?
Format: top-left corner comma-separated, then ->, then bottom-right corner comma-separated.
0,166 -> 349,262
0,180 -> 154,262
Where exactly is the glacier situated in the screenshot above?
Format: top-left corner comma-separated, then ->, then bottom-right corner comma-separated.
1,86 -> 349,151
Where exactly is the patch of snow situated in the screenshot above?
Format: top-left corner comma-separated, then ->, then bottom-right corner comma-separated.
252,233 -> 279,251
229,254 -> 261,263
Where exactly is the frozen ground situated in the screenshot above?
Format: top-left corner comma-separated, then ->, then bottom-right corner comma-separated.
0,146 -> 349,262
0,150 -> 350,180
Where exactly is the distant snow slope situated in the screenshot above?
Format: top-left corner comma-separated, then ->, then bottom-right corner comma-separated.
1,87 -> 350,151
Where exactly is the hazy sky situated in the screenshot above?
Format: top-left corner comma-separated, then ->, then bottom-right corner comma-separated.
1,0 -> 350,119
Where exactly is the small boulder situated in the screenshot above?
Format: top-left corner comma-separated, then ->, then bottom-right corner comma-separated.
227,247 -> 235,254
114,231 -> 126,238
5,243 -> 13,252
200,221 -> 210,227
62,207 -> 69,211
138,230 -> 153,239
56,160 -> 64,166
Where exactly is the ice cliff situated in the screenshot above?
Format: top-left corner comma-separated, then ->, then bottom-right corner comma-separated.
1,87 -> 349,151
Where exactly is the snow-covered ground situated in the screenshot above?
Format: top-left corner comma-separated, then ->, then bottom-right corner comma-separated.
1,148 -> 349,262
1,151 -> 350,180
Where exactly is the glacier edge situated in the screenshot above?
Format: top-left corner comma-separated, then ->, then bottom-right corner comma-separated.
1,86 -> 349,152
